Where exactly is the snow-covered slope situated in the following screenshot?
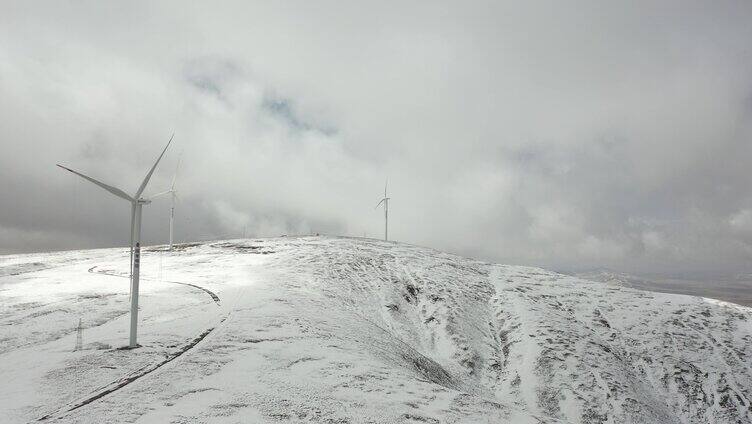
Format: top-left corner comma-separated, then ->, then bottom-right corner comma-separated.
2,237 -> 751,423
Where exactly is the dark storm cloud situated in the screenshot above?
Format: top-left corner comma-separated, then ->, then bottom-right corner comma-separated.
2,1 -> 752,277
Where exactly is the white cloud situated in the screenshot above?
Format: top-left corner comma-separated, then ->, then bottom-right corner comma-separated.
730,210 -> 752,234
2,1 -> 752,276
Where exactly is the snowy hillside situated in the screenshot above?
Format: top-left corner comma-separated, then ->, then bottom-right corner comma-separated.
2,237 -> 752,423
575,269 -> 752,308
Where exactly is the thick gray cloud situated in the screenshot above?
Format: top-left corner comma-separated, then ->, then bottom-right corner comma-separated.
2,1 -> 752,277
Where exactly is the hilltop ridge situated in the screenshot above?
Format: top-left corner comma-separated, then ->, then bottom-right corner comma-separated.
1,237 -> 751,423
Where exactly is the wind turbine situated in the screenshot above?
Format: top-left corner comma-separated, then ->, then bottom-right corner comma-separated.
151,154 -> 181,251
57,134 -> 173,348
375,179 -> 390,241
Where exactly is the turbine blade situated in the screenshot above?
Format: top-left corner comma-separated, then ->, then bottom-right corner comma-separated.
385,178 -> 388,197
135,133 -> 173,198
57,164 -> 134,202
375,198 -> 385,209
149,189 -> 172,200
171,153 -> 182,190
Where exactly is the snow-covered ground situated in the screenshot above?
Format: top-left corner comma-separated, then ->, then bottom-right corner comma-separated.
2,237 -> 751,423
574,269 -> 752,307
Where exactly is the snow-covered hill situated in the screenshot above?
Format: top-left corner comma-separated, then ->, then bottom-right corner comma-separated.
1,237 -> 751,423
574,269 -> 752,308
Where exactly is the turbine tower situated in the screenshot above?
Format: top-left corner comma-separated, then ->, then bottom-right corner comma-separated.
375,179 -> 390,241
57,134 -> 173,348
152,155 -> 181,251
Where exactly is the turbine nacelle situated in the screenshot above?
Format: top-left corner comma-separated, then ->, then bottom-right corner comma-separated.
375,197 -> 390,209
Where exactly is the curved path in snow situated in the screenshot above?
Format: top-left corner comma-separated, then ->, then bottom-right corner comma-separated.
87,265 -> 221,305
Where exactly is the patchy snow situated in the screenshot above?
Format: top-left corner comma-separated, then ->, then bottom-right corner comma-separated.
1,237 -> 751,423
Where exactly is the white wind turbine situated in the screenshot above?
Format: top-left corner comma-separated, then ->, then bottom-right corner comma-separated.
375,179 -> 390,241
151,154 -> 181,251
57,134 -> 173,348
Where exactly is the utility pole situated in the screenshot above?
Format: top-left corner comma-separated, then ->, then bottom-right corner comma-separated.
74,318 -> 83,351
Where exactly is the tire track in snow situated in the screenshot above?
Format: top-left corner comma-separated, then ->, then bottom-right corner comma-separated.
88,266 -> 220,305
37,316 -> 228,422
36,263 -> 225,420
34,264 -> 226,420
43,250 -> 261,421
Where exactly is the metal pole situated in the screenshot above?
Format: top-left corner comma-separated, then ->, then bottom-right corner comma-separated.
75,317 -> 83,351
169,193 -> 174,251
384,198 -> 388,241
129,203 -> 142,348
129,202 -> 135,299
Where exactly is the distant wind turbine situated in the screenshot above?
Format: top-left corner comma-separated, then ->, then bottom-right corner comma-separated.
375,179 -> 390,241
57,134 -> 173,348
151,154 -> 181,251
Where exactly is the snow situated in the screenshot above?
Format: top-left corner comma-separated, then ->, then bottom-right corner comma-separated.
1,236 -> 752,423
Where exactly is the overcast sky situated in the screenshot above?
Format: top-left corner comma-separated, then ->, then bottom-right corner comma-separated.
2,1 -> 752,277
